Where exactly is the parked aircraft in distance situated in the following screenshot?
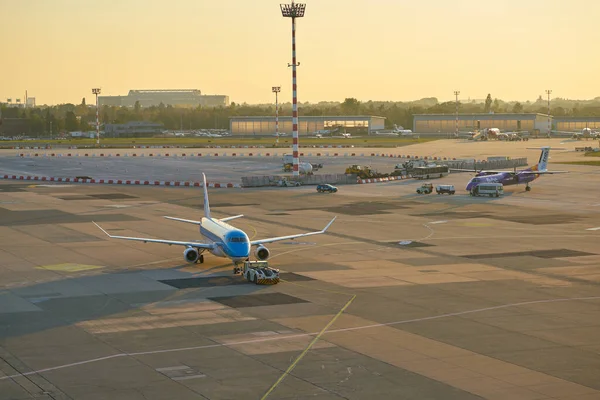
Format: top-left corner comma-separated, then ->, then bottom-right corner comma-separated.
458,147 -> 567,192
94,174 -> 336,266
553,128 -> 599,140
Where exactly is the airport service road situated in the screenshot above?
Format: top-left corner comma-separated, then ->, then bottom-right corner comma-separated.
0,155 -> 405,182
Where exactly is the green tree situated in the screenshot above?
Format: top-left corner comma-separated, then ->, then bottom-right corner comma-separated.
81,98 -> 86,106
484,94 -> 493,113
64,111 -> 79,131
341,98 -> 360,114
512,102 -> 523,113
134,100 -> 141,113
492,98 -> 500,112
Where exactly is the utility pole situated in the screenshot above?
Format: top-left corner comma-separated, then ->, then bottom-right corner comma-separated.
454,90 -> 460,138
281,1 -> 306,177
92,88 -> 101,146
545,89 -> 552,137
272,86 -> 281,145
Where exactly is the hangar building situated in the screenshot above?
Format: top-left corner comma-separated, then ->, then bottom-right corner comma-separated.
229,115 -> 385,136
553,117 -> 600,132
413,113 -> 551,134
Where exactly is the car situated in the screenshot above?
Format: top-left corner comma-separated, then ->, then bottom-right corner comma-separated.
436,184 -> 455,195
317,184 -> 338,193
416,183 -> 433,194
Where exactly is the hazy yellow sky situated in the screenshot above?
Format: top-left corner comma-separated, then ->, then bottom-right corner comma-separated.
2,0 -> 599,105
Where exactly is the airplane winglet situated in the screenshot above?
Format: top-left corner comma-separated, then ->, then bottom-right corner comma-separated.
93,221 -> 111,237
322,216 -> 337,233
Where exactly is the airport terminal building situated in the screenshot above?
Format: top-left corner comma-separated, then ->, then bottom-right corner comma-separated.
99,89 -> 229,108
229,115 -> 385,136
413,113 -> 552,134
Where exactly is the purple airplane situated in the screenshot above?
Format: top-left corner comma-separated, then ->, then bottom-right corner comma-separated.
463,147 -> 567,192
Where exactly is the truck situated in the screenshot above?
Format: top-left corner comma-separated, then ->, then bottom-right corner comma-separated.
283,154 -> 314,175
241,261 -> 280,285
416,182 -> 434,194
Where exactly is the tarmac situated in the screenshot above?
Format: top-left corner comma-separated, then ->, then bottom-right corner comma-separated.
1,138 -> 600,399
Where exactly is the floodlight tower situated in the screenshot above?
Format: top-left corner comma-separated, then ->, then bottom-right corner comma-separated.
272,86 -> 281,145
280,1 -> 306,177
92,88 -> 101,146
545,89 -> 552,137
454,90 -> 460,138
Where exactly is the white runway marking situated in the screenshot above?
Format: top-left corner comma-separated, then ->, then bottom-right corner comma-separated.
2,296 -> 599,381
586,227 -> 600,231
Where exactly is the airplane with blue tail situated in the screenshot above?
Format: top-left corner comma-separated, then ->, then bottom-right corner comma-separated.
461,147 -> 567,192
94,173 -> 336,266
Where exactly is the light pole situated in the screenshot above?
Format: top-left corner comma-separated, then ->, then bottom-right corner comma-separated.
272,86 -> 281,145
92,88 -> 101,146
281,1 -> 306,177
454,90 -> 460,138
545,89 -> 552,137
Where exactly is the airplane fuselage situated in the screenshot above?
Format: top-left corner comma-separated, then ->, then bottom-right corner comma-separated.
199,217 -> 250,262
466,171 -> 539,191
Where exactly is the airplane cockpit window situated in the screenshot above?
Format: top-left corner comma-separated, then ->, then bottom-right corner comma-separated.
228,236 -> 248,243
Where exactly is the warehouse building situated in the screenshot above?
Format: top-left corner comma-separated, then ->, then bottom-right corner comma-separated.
104,121 -> 164,137
413,113 -> 551,134
229,115 -> 385,136
553,117 -> 600,132
99,89 -> 229,108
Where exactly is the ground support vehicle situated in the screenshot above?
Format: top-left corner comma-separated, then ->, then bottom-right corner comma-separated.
436,185 -> 455,195
238,261 -> 280,285
416,183 -> 434,194
470,183 -> 504,197
276,178 -> 302,187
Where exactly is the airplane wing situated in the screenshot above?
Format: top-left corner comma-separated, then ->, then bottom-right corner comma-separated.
519,170 -> 569,174
93,222 -> 214,249
250,217 -> 336,246
164,216 -> 201,225
450,169 -> 509,174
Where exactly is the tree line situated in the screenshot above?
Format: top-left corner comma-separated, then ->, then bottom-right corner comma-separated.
3,95 -> 600,136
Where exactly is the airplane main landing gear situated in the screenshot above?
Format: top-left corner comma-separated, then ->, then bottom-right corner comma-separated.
196,254 -> 204,264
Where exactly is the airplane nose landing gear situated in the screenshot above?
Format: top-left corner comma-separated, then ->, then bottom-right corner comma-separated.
525,184 -> 531,191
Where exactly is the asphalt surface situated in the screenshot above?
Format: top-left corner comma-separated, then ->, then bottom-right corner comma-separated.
0,154 -> 405,183
1,140 -> 600,399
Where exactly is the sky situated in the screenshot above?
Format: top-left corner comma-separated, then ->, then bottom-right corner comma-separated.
2,0 -> 600,105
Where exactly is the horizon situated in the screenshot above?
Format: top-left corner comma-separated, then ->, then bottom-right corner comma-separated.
2,0 -> 599,105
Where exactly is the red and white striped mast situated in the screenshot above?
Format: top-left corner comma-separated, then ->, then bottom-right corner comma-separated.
280,1 -> 306,177
272,86 -> 281,145
92,88 -> 101,146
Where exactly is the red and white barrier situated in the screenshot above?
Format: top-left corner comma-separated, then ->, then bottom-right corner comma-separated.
0,174 -> 241,188
357,176 -> 404,184
14,152 -> 454,160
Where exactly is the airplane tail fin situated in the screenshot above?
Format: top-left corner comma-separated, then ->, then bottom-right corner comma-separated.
529,147 -> 551,172
203,173 -> 212,219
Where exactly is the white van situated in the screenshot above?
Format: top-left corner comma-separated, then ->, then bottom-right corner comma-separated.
470,183 -> 504,197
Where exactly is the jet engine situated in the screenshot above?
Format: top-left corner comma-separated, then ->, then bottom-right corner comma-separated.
183,247 -> 199,263
254,245 -> 270,261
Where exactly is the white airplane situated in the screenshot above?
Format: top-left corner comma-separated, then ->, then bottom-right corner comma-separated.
94,174 -> 336,266
553,128 -> 599,140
